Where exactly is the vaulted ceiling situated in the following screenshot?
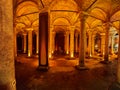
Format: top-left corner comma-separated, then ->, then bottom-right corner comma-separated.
14,0 -> 120,34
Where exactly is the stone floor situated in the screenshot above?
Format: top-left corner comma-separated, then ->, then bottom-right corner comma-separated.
15,54 -> 119,90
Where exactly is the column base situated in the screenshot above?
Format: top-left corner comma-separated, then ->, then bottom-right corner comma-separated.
109,82 -> 120,90
75,65 -> 89,70
100,60 -> 111,64
37,66 -> 49,71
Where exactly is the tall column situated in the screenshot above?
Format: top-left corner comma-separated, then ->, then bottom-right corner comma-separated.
38,12 -> 49,70
49,26 -> 54,58
23,33 -> 27,53
91,35 -> 95,56
52,32 -> 55,54
75,33 -> 78,53
36,32 -> 39,54
70,26 -> 75,58
0,0 -> 16,89
101,34 -> 105,56
65,31 -> 69,54
28,29 -> 33,57
76,15 -> 88,70
88,31 -> 92,57
111,35 -> 114,54
103,23 -> 111,63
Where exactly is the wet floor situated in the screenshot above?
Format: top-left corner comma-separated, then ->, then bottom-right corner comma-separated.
15,54 -> 118,90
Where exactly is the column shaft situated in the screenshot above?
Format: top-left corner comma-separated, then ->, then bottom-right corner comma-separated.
75,33 -> 78,53
70,26 -> 74,57
111,36 -> 114,54
78,16 -> 86,67
88,32 -> 92,57
28,30 -> 33,57
0,0 -> 16,89
65,32 -> 69,54
92,35 -> 95,56
36,33 -> 39,54
23,34 -> 27,53
101,34 -> 105,56
52,32 -> 55,54
49,27 -> 53,58
104,23 -> 110,61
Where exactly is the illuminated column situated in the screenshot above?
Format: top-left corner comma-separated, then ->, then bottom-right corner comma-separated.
23,33 -> 27,53
92,35 -> 95,56
88,31 -> 92,57
75,33 -> 78,52
28,29 -> 33,57
38,12 -> 49,70
52,32 -> 55,54
111,35 -> 114,54
49,26 -> 54,58
65,31 -> 69,54
36,32 -> 39,54
70,26 -> 75,58
101,34 -> 105,56
76,16 -> 88,70
103,23 -> 110,63
0,0 -> 16,89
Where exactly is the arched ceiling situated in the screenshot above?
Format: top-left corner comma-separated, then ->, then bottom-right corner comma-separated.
14,0 -> 120,34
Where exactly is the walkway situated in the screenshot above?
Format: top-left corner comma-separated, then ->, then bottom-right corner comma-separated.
15,54 -> 118,90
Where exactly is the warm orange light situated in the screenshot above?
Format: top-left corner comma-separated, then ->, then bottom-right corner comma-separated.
49,54 -> 52,58
66,51 -> 69,54
52,51 -> 54,54
71,53 -> 74,58
36,50 -> 38,54
28,50 -> 31,57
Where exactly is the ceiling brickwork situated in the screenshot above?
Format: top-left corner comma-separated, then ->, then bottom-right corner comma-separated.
14,0 -> 120,34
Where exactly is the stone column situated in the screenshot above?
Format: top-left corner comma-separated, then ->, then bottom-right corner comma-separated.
65,31 -> 69,54
111,35 -> 114,54
88,31 -> 92,57
101,34 -> 105,56
70,26 -> 75,58
23,33 -> 27,53
36,32 -> 39,54
0,0 -> 16,89
76,15 -> 88,70
28,29 -> 33,57
75,33 -> 78,53
92,35 -> 95,56
103,23 -> 110,63
49,27 -> 54,58
52,32 -> 55,54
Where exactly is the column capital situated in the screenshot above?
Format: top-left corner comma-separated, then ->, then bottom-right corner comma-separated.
100,33 -> 105,36
23,33 -> 27,36
26,28 -> 34,31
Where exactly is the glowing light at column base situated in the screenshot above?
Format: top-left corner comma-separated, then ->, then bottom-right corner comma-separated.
90,54 -> 92,57
28,51 -> 31,57
36,50 -> 38,54
66,51 -> 69,54
52,51 -> 54,54
49,54 -> 52,58
23,49 -> 26,53
70,53 -> 74,58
